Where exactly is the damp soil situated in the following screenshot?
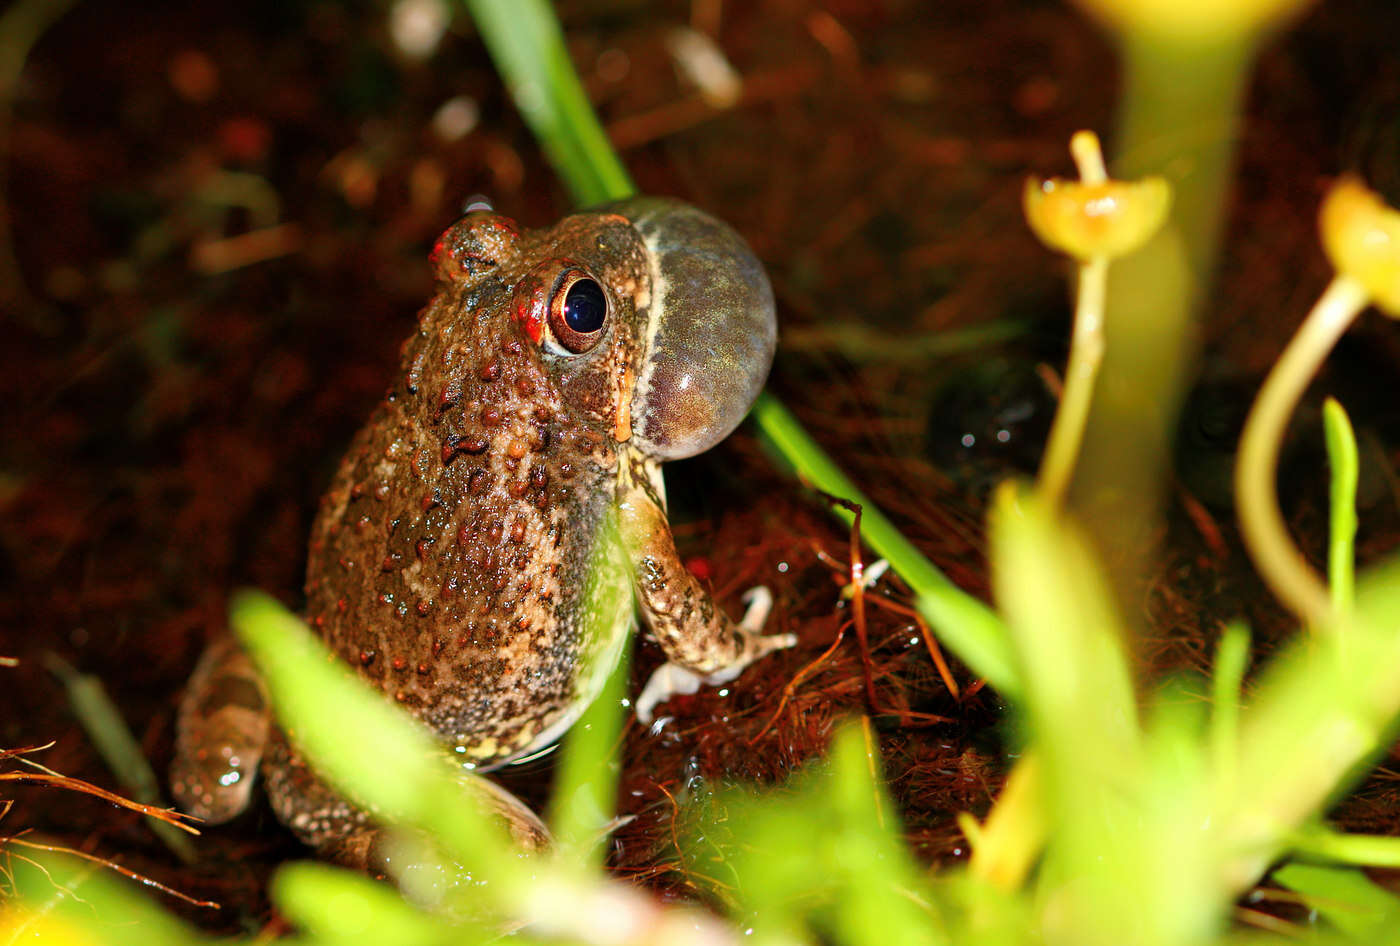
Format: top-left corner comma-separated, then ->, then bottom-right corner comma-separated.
4,0 -> 1400,933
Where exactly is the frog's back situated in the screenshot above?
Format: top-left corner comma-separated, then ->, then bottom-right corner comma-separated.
305,264 -> 621,767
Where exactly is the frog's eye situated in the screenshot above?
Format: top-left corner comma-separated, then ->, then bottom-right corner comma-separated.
546,270 -> 609,354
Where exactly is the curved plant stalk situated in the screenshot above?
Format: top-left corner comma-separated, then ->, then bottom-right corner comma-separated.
1036,256 -> 1106,503
1236,175 -> 1400,629
1234,275 -> 1369,627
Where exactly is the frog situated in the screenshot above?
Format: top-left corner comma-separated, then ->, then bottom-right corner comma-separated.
169,197 -> 795,864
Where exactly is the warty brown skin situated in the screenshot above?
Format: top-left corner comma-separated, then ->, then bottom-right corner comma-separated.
306,209 -> 647,766
171,199 -> 790,861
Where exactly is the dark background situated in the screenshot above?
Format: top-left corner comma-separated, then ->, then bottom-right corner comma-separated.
4,0 -> 1400,930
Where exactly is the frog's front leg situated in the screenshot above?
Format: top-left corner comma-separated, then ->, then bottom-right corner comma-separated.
616,455 -> 796,722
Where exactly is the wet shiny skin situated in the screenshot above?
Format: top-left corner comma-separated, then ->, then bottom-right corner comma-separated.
171,198 -> 793,860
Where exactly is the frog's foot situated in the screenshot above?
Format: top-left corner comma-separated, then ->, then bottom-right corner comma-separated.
266,731 -> 551,878
635,586 -> 796,724
170,636 -> 271,823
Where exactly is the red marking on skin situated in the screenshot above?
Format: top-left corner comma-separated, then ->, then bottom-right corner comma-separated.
515,293 -> 543,343
428,233 -> 449,270
684,557 -> 712,582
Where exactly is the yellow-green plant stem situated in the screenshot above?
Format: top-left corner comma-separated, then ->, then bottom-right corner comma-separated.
1290,825 -> 1400,869
1037,257 -> 1107,504
1070,33 -> 1255,608
965,752 -> 1045,890
1208,621 -> 1250,788
1114,35 -> 1254,282
1234,274 -> 1369,629
1323,397 -> 1359,614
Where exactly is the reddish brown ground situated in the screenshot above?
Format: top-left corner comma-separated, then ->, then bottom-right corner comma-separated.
3,0 -> 1400,932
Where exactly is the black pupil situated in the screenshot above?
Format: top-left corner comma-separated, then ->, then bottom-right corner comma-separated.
563,278 -> 606,334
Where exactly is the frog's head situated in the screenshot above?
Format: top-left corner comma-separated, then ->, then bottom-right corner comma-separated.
607,197 -> 776,460
431,198 -> 774,461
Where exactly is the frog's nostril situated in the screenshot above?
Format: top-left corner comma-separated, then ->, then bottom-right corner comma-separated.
605,197 -> 776,460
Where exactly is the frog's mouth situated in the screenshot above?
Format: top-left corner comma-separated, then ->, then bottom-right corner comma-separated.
602,197 -> 777,461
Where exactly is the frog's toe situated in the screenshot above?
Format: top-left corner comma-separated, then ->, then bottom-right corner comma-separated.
635,631 -> 794,724
739,585 -> 773,631
635,661 -> 709,724
740,586 -> 797,655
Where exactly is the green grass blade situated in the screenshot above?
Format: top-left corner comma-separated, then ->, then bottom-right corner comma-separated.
10,850 -> 204,946
462,0 -> 633,204
271,862 -> 459,943
43,653 -> 195,863
229,591 -> 527,907
1209,621 -> 1251,787
1323,397 -> 1359,613
1290,824 -> 1400,869
752,392 -> 1018,697
714,720 -> 950,946
544,513 -> 633,867
1272,861 -> 1400,940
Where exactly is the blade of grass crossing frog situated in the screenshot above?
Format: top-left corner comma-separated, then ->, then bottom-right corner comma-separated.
1323,397 -> 1359,613
229,591 -> 528,898
462,0 -> 634,205
546,510 -> 633,867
